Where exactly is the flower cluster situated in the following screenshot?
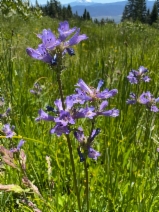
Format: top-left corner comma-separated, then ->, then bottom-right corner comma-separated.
127,66 -> 150,84
36,79 -> 119,160
126,66 -> 159,112
26,21 -> 88,66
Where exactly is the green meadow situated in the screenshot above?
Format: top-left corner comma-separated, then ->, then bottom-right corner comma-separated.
1,14 -> 159,211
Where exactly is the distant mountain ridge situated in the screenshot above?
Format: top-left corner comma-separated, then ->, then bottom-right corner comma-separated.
63,1 -> 155,22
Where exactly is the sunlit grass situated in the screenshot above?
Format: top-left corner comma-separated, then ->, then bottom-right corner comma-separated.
1,14 -> 159,211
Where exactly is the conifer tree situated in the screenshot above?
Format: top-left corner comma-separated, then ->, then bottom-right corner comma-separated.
83,8 -> 87,20
122,0 -> 147,23
156,0 -> 159,14
150,2 -> 158,25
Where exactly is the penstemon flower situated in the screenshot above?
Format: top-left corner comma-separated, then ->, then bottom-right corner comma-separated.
26,21 -> 88,65
2,124 -> 15,138
127,66 -> 150,84
139,91 -> 159,112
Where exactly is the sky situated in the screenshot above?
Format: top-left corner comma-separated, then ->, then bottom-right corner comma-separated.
30,0 -> 130,5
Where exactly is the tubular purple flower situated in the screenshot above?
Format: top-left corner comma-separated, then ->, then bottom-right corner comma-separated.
139,91 -> 159,112
2,124 -> 15,138
75,79 -> 118,102
64,28 -> 88,47
37,29 -> 61,50
35,109 -> 54,121
97,109 -> 119,117
58,21 -> 77,41
50,123 -> 70,136
26,44 -> 53,64
127,66 -> 150,84
76,79 -> 93,95
54,111 -> 75,126
88,148 -> 101,160
78,106 -> 96,119
17,139 -> 26,150
54,99 -> 63,111
126,92 -> 137,105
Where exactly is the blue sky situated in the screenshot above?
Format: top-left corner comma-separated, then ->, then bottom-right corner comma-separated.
30,0 -> 128,5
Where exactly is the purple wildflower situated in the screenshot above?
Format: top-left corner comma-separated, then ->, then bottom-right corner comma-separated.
75,79 -> 118,103
126,93 -> 137,105
2,124 -> 15,138
10,139 -> 26,153
96,101 -> 119,117
74,127 -> 100,145
78,106 -> 96,119
139,91 -> 159,112
74,127 -> 101,160
37,29 -> 61,50
50,123 -> 70,136
58,21 -> 77,41
64,28 -> 88,47
127,66 -> 150,84
88,147 -> 101,160
26,44 -> 53,64
35,109 -> 54,121
26,21 -> 88,64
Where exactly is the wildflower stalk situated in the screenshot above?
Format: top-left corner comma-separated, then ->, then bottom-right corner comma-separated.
84,159 -> 89,212
56,68 -> 81,212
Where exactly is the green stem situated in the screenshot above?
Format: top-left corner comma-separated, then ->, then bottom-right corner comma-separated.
56,70 -> 81,212
84,158 -> 89,212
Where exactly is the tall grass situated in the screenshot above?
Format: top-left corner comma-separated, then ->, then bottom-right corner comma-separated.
1,14 -> 159,211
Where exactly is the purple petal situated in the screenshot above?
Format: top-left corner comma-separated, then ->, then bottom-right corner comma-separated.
17,139 -> 25,150
151,105 -> 159,112
79,107 -> 96,119
65,96 -> 74,110
54,99 -> 63,111
35,109 -> 54,121
54,111 -> 75,126
96,80 -> 104,92
58,21 -> 77,41
99,101 -> 108,111
50,123 -> 70,136
26,45 -> 53,64
138,66 -> 148,74
37,29 -> 61,50
76,79 -> 93,95
97,89 -> 118,99
90,128 -> 100,142
97,109 -> 119,117
65,28 -> 88,46
142,76 -> 151,82
88,147 -> 101,160
2,124 -> 15,138
74,127 -> 86,143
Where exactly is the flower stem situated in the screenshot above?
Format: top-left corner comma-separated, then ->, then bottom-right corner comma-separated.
84,158 -> 89,212
56,70 -> 81,212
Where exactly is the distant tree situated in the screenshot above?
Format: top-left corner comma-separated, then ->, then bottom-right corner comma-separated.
121,5 -> 130,21
121,0 -> 136,21
121,0 -> 147,23
134,0 -> 147,22
83,8 -> 87,20
145,8 -> 151,24
67,4 -> 73,19
156,0 -> 159,14
149,2 -> 158,25
86,11 -> 91,20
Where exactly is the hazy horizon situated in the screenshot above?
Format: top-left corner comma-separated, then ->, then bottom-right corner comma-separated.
30,0 -> 132,5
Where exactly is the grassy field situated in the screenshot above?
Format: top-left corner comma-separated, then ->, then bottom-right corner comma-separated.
1,14 -> 159,211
